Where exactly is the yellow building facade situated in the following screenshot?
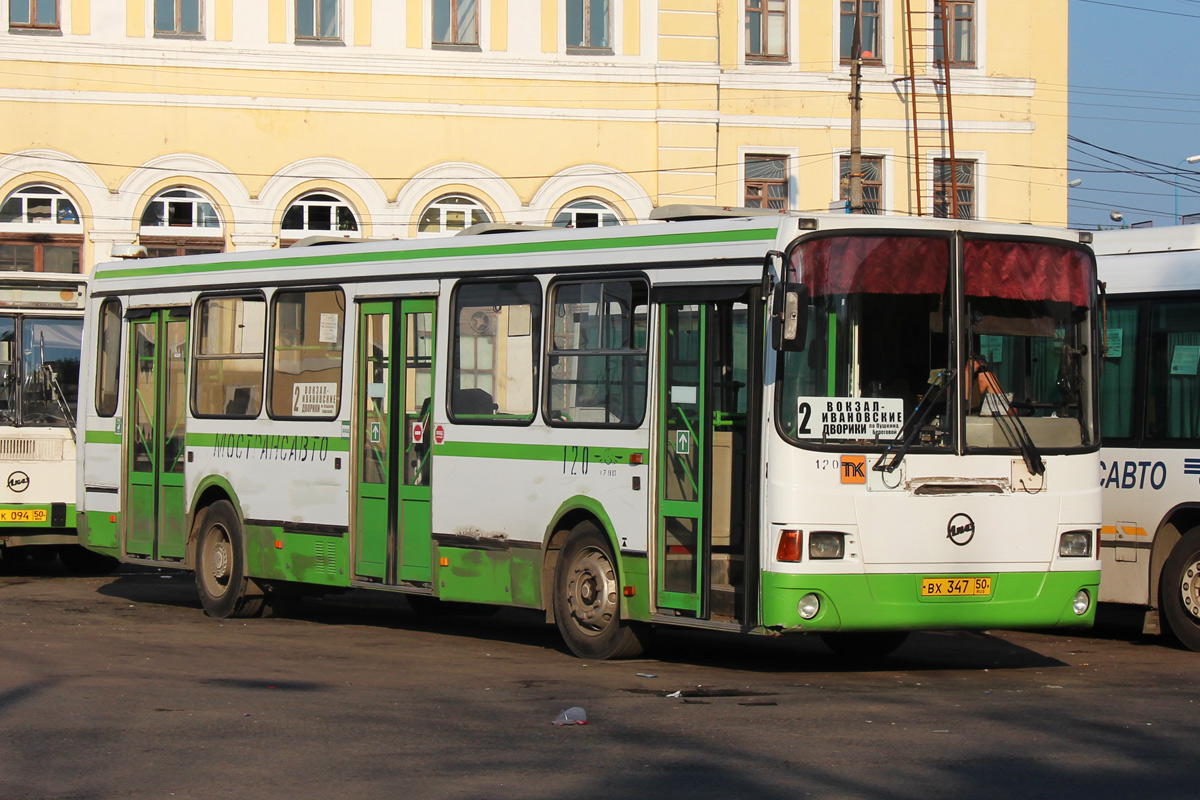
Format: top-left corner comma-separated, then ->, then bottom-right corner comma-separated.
1,0 -> 1070,272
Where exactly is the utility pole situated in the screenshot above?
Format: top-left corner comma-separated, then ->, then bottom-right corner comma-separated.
848,0 -> 864,213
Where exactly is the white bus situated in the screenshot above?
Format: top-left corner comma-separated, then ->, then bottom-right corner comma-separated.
77,209 -> 1102,659
1092,225 -> 1200,651
0,272 -> 114,574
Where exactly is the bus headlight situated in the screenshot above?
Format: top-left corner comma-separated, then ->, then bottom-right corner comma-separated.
798,593 -> 821,620
809,531 -> 845,560
1059,531 -> 1092,558
1073,589 -> 1091,616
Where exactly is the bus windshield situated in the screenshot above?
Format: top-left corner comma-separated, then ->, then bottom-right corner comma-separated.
777,234 -> 1096,452
0,316 -> 83,427
778,234 -> 953,449
961,239 -> 1096,451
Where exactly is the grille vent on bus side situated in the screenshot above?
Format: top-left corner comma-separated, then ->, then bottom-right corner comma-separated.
314,540 -> 339,576
0,438 -> 63,460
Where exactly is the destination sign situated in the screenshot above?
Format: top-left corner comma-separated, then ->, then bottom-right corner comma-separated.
794,397 -> 904,440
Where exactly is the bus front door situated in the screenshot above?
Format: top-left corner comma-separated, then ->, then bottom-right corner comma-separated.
125,309 -> 189,561
655,295 -> 759,623
354,299 -> 436,585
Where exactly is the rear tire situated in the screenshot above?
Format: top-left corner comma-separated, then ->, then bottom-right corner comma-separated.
553,522 -> 650,659
193,501 -> 263,619
820,631 -> 909,659
59,545 -> 119,577
1160,529 -> 1200,652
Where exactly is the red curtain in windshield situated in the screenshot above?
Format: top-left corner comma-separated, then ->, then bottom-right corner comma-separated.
794,235 -> 949,296
963,239 -> 1093,307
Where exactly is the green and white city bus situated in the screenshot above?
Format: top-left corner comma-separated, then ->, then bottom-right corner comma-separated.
0,272 -> 114,574
1093,225 -> 1200,651
77,209 -> 1102,658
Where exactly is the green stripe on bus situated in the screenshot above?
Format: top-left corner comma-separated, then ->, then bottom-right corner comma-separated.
434,440 -> 648,463
85,430 -> 122,444
95,227 -> 779,280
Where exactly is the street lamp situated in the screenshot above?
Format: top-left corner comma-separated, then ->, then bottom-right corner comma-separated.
1175,154 -> 1200,224
1068,178 -> 1082,188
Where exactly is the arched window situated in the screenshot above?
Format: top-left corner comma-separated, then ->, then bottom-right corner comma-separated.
552,200 -> 622,229
417,194 -> 491,237
139,188 -> 224,258
281,192 -> 359,244
0,185 -> 83,272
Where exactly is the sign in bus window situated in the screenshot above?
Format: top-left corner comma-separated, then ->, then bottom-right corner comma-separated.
271,289 -> 344,419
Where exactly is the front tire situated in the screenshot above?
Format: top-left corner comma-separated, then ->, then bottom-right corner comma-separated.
193,501 -> 263,619
553,522 -> 650,659
1160,529 -> 1200,652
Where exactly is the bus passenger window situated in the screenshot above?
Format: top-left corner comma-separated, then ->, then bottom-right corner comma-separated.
546,278 -> 648,427
450,279 -> 541,424
95,299 -> 122,417
193,295 -> 265,418
270,288 -> 344,419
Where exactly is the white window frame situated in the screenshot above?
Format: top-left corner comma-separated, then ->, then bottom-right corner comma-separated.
833,0 -> 892,69
417,194 -> 492,238
832,148 -> 894,215
928,0 -> 986,75
280,192 -> 360,239
552,199 -> 622,228
929,149 -> 986,221
0,184 -> 81,230
139,188 -> 223,238
738,146 -> 798,211
295,0 -> 343,42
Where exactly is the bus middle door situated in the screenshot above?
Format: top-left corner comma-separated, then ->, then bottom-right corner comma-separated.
354,299 -> 436,586
655,291 -> 759,623
125,308 -> 189,561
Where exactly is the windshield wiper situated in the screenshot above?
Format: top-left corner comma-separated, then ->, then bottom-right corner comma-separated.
39,365 -> 76,441
972,353 -> 1045,477
982,386 -> 1045,477
874,369 -> 952,474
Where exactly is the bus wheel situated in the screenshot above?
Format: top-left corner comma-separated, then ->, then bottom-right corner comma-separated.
820,631 -> 909,660
59,546 -> 119,577
553,522 -> 650,660
193,501 -> 264,619
1160,529 -> 1200,652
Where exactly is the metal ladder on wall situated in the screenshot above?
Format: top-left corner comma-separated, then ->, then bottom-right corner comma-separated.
898,0 -> 960,217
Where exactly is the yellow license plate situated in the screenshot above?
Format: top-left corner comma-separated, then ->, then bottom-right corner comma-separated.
0,509 -> 47,523
921,576 -> 992,597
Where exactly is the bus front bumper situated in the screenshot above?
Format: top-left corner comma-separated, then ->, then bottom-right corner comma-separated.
760,570 -> 1100,632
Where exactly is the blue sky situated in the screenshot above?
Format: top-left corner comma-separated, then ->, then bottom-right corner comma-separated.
1068,0 -> 1200,229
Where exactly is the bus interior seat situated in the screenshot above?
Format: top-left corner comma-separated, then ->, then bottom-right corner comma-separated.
454,387 -> 497,415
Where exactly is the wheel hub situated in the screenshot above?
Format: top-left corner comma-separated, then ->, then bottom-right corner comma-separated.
567,548 -> 617,635
1182,559 -> 1200,621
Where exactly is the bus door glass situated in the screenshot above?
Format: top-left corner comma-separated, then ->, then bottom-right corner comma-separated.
125,309 -> 189,560
656,293 -> 758,621
354,298 -> 436,585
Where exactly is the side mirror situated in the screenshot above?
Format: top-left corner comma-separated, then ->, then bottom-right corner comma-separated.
771,282 -> 809,352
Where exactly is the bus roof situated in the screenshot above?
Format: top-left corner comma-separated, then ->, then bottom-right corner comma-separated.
91,212 -> 1089,296
1092,226 -> 1200,295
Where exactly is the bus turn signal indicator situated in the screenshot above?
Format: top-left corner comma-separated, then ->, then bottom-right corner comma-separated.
777,530 -> 803,562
